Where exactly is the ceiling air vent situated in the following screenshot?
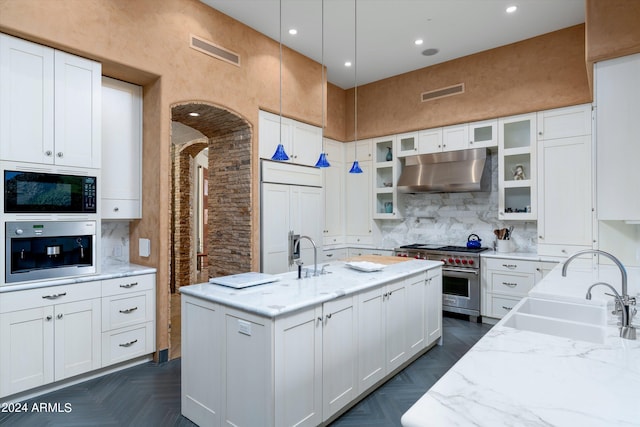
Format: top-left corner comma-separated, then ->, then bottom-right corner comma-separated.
421,83 -> 464,102
190,34 -> 240,67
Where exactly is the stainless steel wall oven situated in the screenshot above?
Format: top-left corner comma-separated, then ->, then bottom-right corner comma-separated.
4,221 -> 97,284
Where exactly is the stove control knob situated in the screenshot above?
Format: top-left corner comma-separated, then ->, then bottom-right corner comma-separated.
461,259 -> 468,265
441,259 -> 447,264
468,259 -> 475,265
455,258 -> 461,264
448,258 -> 454,264
15,228 -> 23,235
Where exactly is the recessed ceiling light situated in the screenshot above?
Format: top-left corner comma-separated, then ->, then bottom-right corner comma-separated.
422,48 -> 439,56
344,61 -> 352,67
188,112 -> 200,117
506,5 -> 517,13
414,39 -> 424,46
288,28 -> 297,35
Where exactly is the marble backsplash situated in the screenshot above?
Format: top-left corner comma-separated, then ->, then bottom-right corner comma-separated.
378,153 -> 538,251
101,221 -> 130,265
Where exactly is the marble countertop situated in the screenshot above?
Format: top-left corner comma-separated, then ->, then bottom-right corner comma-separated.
0,262 -> 157,293
179,259 -> 441,318
402,262 -> 640,427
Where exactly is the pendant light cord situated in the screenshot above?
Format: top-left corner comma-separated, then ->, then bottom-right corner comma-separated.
354,0 -> 358,159
279,0 -> 283,148
321,0 -> 325,149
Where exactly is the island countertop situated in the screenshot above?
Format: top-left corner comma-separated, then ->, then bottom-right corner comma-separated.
401,263 -> 640,427
179,258 -> 442,318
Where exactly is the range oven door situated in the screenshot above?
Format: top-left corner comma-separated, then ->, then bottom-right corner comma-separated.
5,221 -> 97,284
441,267 -> 481,317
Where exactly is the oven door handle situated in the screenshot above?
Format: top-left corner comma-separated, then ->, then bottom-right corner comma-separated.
443,267 -> 479,275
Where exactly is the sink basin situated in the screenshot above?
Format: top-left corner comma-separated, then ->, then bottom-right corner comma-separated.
515,298 -> 607,325
502,298 -> 608,344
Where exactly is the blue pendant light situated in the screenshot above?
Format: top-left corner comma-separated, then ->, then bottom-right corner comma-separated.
271,0 -> 289,162
315,0 -> 330,168
349,0 -> 362,174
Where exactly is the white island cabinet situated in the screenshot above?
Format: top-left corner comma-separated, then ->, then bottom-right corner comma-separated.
180,259 -> 442,426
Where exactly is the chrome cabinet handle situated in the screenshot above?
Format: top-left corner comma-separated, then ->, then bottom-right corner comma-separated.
57,313 -> 63,319
57,152 -> 63,157
119,282 -> 138,288
119,307 -> 138,314
45,150 -> 52,156
42,292 -> 67,300
502,264 -> 517,269
325,313 -> 332,320
114,207 -> 119,212
119,339 -> 138,348
502,305 -> 513,311
502,282 -> 518,287
46,315 -> 53,321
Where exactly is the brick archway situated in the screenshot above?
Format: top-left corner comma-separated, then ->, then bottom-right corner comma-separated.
171,102 -> 253,291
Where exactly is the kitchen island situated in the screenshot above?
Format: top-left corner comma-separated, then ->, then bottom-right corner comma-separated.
179,258 -> 442,427
402,263 -> 640,427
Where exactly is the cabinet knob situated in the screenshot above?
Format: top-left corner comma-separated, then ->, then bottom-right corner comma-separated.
45,150 -> 52,156
46,315 -> 52,321
57,313 -> 63,320
539,235 -> 543,239
114,207 -> 119,212
57,152 -> 63,158
538,131 -> 543,135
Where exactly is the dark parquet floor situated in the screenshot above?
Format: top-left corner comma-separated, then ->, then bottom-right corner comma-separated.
0,314 -> 492,427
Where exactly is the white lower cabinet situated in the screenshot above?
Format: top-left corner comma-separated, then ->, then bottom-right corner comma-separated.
181,268 -> 443,426
101,275 -> 156,367
322,296 -> 357,421
426,268 -> 443,345
0,273 -> 156,400
0,281 -> 101,397
482,258 -> 557,320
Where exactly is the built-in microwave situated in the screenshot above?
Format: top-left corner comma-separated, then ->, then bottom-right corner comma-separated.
4,169 -> 97,214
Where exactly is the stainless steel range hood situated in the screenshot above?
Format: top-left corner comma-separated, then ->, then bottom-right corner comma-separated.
397,148 -> 491,193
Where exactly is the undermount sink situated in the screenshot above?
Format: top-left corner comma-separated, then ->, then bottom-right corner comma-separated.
502,298 -> 608,344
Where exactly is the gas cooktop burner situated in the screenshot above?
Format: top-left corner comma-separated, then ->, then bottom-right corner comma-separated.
398,244 -> 489,253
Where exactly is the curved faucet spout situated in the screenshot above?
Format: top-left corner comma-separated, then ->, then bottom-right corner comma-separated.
586,281 -> 636,340
562,249 -> 628,297
294,235 -> 318,277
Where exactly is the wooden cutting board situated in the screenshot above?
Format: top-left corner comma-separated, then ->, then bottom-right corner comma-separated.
344,255 -> 411,265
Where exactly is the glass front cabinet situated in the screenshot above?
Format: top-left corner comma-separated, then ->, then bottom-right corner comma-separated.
498,113 -> 537,220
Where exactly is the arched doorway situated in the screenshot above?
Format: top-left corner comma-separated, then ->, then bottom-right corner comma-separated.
169,102 -> 253,359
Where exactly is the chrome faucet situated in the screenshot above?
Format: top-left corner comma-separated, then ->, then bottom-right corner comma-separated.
294,235 -> 318,277
562,249 -> 636,340
586,282 -> 635,340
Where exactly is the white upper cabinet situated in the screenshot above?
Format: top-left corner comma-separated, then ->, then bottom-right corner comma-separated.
101,77 -> 143,219
417,128 -> 443,154
0,34 -> 54,164
396,132 -> 419,157
442,124 -> 469,152
469,119 -> 498,149
0,34 -> 101,168
258,110 -> 321,167
322,139 -> 345,245
498,113 -> 537,220
595,53 -> 640,221
537,104 -> 593,256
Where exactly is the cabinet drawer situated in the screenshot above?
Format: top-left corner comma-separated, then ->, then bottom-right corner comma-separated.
489,295 -> 521,319
483,258 -> 538,274
101,199 -> 141,220
489,272 -> 535,296
102,291 -> 153,331
101,274 -> 154,296
0,281 -> 101,314
537,244 -> 591,258
101,322 -> 155,367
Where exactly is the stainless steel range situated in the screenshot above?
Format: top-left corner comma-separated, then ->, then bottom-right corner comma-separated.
394,244 -> 488,321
